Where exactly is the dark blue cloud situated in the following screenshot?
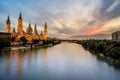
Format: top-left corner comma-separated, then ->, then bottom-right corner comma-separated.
100,0 -> 114,13
95,0 -> 120,21
107,3 -> 120,19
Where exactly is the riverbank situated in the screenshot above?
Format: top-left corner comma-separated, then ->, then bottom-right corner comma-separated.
1,40 -> 61,51
76,40 -> 120,61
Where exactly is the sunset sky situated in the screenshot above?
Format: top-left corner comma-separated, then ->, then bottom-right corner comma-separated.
0,0 -> 120,39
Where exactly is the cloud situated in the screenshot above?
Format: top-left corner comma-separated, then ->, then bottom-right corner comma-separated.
0,21 -> 5,32
0,0 -> 120,39
100,17 -> 120,33
70,34 -> 111,40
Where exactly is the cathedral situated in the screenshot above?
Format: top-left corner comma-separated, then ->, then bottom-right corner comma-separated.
6,13 -> 48,42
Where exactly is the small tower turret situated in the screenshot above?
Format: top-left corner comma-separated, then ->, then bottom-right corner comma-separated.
26,22 -> 33,34
34,24 -> 38,35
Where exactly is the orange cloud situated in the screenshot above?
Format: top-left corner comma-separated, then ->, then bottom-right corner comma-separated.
84,26 -> 104,35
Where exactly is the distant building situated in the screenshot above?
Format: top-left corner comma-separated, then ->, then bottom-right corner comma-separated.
0,32 -> 11,40
112,30 -> 120,41
5,12 -> 48,42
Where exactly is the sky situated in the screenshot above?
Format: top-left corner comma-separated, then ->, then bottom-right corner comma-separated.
0,0 -> 120,39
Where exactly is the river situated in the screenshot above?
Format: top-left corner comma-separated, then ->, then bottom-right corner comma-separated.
0,42 -> 120,80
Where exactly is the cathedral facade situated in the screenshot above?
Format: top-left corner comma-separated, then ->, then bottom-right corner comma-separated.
6,13 -> 48,42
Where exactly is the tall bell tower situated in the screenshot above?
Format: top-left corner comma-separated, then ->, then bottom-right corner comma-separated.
6,16 -> 11,33
43,22 -> 48,40
17,12 -> 23,34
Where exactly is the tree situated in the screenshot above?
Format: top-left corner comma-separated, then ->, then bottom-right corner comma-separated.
20,37 -> 27,43
32,39 -> 39,44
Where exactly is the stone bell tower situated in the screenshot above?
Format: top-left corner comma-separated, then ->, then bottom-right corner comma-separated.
6,16 -> 11,33
43,22 -> 48,40
17,12 -> 23,34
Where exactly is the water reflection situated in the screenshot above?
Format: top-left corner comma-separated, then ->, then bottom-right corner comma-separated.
43,48 -> 48,66
4,50 -> 24,74
27,49 -> 33,63
0,48 -> 49,76
96,54 -> 120,70
5,53 -> 11,74
0,43 -> 120,80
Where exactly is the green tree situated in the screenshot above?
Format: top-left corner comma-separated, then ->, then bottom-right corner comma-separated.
20,37 -> 27,43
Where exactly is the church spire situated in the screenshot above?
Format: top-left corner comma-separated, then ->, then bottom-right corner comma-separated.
6,15 -> 10,24
34,24 -> 38,35
41,31 -> 43,35
26,21 -> 32,34
29,21 -> 31,27
13,27 -> 16,32
19,12 -> 22,19
45,22 -> 47,27
34,24 -> 37,29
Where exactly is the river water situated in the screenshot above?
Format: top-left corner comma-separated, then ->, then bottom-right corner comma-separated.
0,42 -> 120,80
